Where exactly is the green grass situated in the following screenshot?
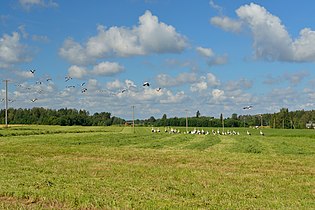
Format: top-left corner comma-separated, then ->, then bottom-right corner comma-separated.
0,125 -> 314,209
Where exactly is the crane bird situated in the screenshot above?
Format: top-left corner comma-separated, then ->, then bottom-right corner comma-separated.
31,98 -> 37,102
246,130 -> 251,135
243,105 -> 253,110
143,82 -> 150,87
260,130 -> 264,136
65,76 -> 72,82
30,69 -> 36,74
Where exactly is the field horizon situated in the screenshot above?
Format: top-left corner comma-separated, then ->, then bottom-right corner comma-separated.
0,125 -> 314,209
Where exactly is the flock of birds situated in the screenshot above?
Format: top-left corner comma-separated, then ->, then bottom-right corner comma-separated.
3,69 -> 163,103
151,127 -> 265,136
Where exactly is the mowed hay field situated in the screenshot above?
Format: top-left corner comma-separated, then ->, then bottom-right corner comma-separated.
0,126 -> 314,209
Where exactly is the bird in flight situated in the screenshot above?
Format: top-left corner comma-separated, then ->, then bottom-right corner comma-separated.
81,88 -> 87,93
31,98 -> 37,102
156,87 -> 161,92
65,76 -> 72,82
30,70 -> 36,74
243,105 -> 253,110
143,82 -> 150,87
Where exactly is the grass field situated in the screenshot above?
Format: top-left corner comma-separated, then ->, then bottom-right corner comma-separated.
0,125 -> 314,209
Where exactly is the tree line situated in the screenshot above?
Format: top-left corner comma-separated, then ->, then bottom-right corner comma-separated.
141,108 -> 315,129
1,107 -> 315,128
0,107 -> 125,126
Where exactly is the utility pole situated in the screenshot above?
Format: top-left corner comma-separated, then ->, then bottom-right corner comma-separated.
4,80 -> 9,128
185,109 -> 188,133
222,113 -> 224,133
132,105 -> 135,134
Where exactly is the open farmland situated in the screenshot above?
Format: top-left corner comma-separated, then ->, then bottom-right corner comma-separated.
0,125 -> 314,209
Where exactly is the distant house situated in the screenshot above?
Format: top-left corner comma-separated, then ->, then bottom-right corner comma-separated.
306,121 -> 315,129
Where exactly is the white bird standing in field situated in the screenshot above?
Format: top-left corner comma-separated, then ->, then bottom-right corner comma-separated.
260,130 -> 264,136
247,130 -> 251,135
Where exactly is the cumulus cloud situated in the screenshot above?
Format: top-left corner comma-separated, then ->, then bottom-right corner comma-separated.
156,72 -> 198,87
59,38 -> 91,66
60,10 -> 187,65
196,47 -> 214,57
212,89 -> 225,100
68,65 -> 87,79
264,71 -> 309,86
190,73 -> 220,92
15,70 -> 35,79
206,73 -> 220,86
207,54 -> 228,66
91,62 -> 124,76
19,0 -> 58,10
190,81 -> 207,92
0,32 -> 32,68
68,61 -> 124,79
225,78 -> 253,91
210,16 -> 242,33
160,91 -> 186,104
212,3 -> 315,62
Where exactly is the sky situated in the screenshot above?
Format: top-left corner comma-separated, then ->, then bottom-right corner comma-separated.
1,0 -> 315,120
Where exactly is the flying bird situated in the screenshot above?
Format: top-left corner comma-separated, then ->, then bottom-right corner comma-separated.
81,88 -> 87,93
143,82 -> 150,87
30,70 -> 36,74
121,89 -> 127,93
66,85 -> 75,88
243,105 -> 253,110
156,87 -> 161,92
81,82 -> 86,86
31,98 -> 37,102
65,76 -> 72,82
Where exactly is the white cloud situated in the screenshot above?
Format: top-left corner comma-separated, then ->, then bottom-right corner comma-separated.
68,62 -> 124,79
60,10 -> 187,65
190,81 -> 207,92
19,0 -> 58,10
210,16 -> 242,33
212,89 -> 225,100
215,3 -> 315,62
284,71 -> 309,85
68,65 -> 87,79
160,90 -> 186,104
209,0 -> 223,15
92,62 -> 124,76
0,32 -> 32,68
210,3 -> 315,62
156,72 -> 197,87
190,73 -> 220,92
106,79 -> 124,90
196,47 -> 214,57
264,71 -> 309,86
225,78 -> 253,91
59,38 -> 91,66
207,54 -> 228,66
206,73 -> 220,86
15,71 -> 34,78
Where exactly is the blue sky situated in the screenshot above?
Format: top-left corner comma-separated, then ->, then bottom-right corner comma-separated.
1,0 -> 315,119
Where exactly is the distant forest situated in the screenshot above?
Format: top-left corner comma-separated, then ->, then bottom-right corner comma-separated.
1,107 -> 315,129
